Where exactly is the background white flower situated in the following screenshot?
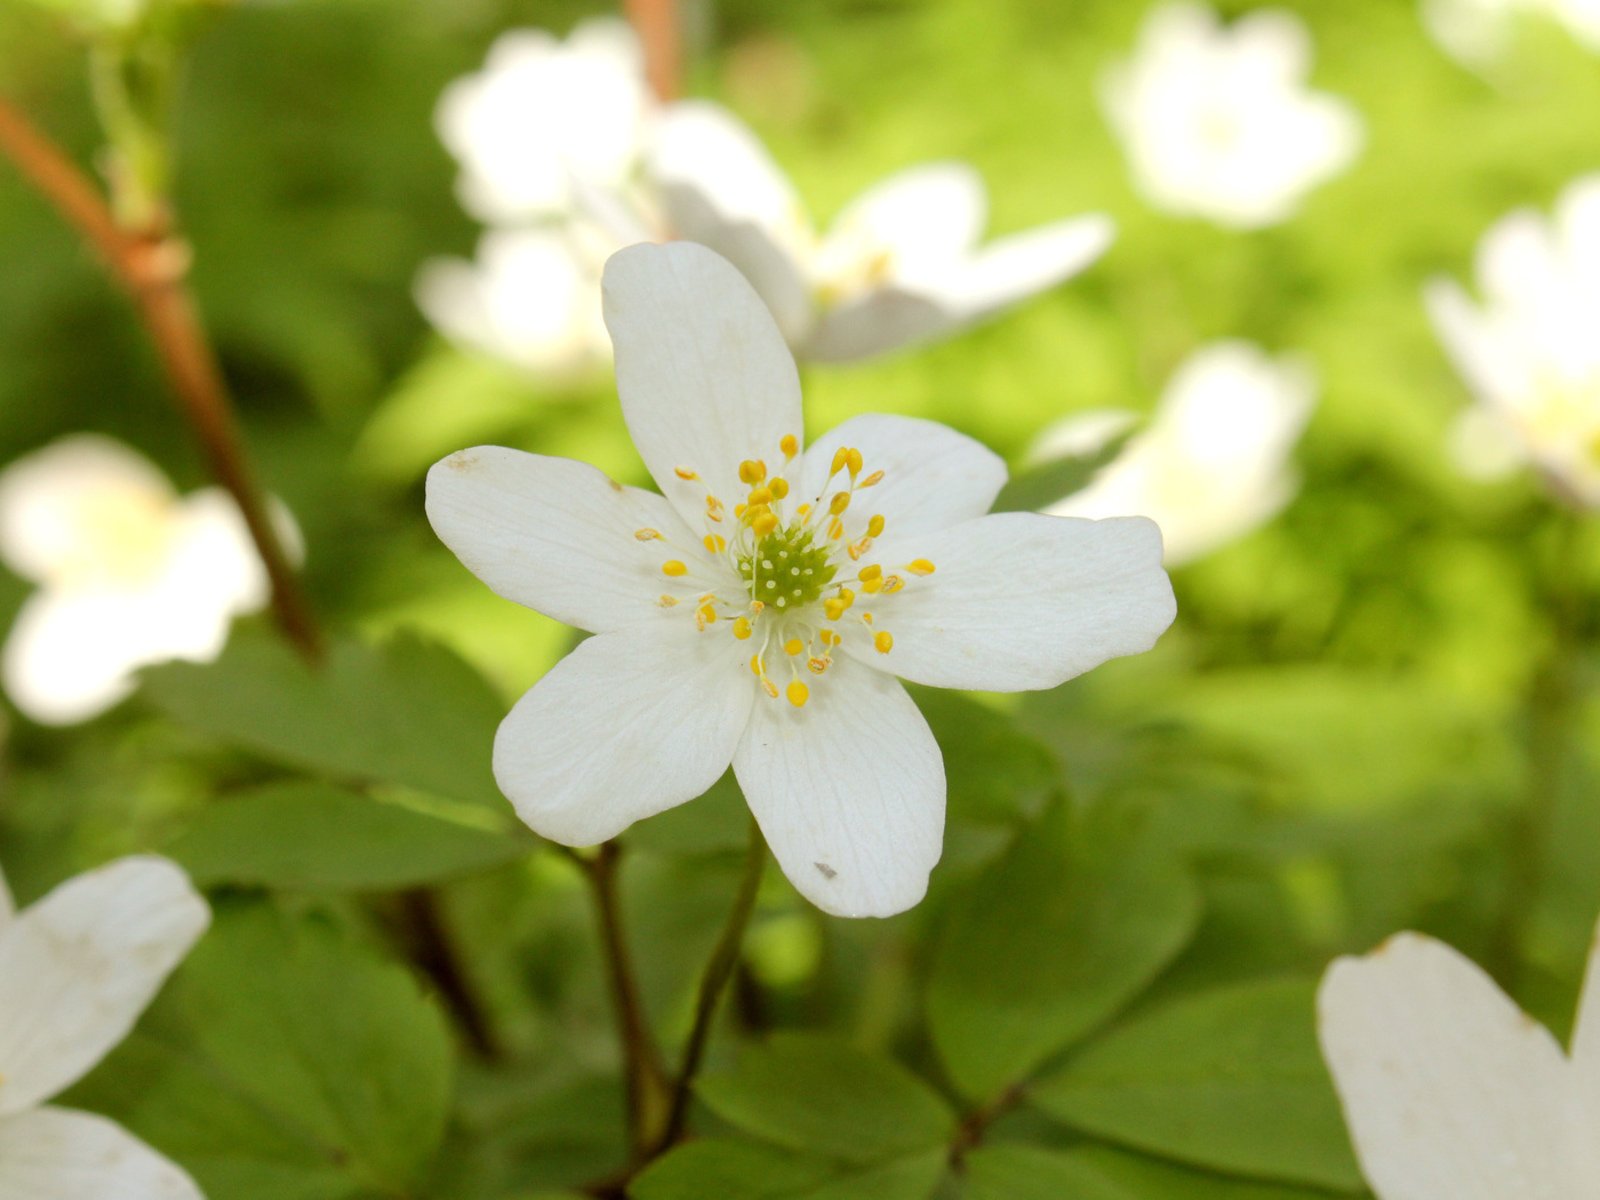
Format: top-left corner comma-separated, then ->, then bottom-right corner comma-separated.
1038,341 -> 1316,566
1423,0 -> 1600,66
645,101 -> 1115,362
0,855 -> 210,1199
426,242 -> 1175,917
0,435 -> 298,725
1427,173 -> 1600,508
1102,3 -> 1364,229
1318,921 -> 1600,1197
435,18 -> 654,224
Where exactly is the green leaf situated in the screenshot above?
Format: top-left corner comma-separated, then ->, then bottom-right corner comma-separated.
1029,979 -> 1362,1191
142,628 -> 509,810
913,688 -> 1060,828
928,798 -> 1200,1101
961,1143 -> 1133,1200
696,1033 -> 956,1163
167,781 -> 530,890
630,1140 -> 948,1200
1032,1145 -> 1351,1200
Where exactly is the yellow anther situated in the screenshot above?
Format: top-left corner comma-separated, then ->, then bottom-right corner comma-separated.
780,434 -> 799,460
675,466 -> 699,481
634,528 -> 662,541
658,595 -> 679,607
859,564 -> 883,584
739,459 -> 768,484
827,517 -> 845,540
907,559 -> 936,576
706,496 -> 725,522
662,560 -> 688,577
751,600 -> 765,614
784,638 -> 804,656
824,597 -> 848,620
763,678 -> 780,699
819,629 -> 839,647
830,447 -> 852,476
862,576 -> 884,594
750,654 -> 764,676
770,478 -> 790,499
828,492 -> 851,516
734,503 -> 747,518
704,534 -> 726,554
866,514 -> 886,538
696,604 -> 718,624
846,448 -> 863,477
847,540 -> 868,561
874,630 -> 894,654
838,588 -> 855,607
882,575 -> 905,593
733,617 -> 753,640
859,470 -> 885,488
808,656 -> 829,674
797,503 -> 813,520
747,486 -> 773,506
752,509 -> 779,536
786,680 -> 809,707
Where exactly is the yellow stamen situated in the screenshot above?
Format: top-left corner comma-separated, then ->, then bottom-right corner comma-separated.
770,478 -> 790,499
786,680 -> 809,707
827,517 -> 845,540
662,560 -> 688,577
907,559 -> 936,576
696,604 -> 717,624
797,503 -> 813,520
808,656 -> 829,674
634,528 -> 661,541
674,466 -> 698,481
874,631 -> 894,654
739,459 -> 768,484
763,678 -> 780,699
824,597 -> 848,620
846,448 -> 863,477
657,595 -> 679,607
747,486 -> 773,506
752,509 -> 779,536
828,492 -> 851,516
863,576 -> 884,594
866,514 -> 885,538
819,629 -> 839,647
830,447 -> 852,476
859,470 -> 884,488
859,564 -> 883,584
780,434 -> 800,460
704,534 -> 726,554
783,638 -> 804,656
749,655 -> 764,676
733,617 -> 753,640
882,575 -> 905,593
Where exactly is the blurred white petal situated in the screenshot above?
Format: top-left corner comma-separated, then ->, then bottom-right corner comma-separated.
0,1107 -> 202,1200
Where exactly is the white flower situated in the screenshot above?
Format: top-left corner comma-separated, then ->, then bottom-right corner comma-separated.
1318,921 -> 1600,1197
0,855 -> 210,1199
1427,174 -> 1600,508
1039,341 -> 1315,566
1423,0 -> 1600,66
0,435 -> 297,725
1101,3 -> 1364,229
645,101 -> 1114,363
415,226 -> 613,378
426,242 -> 1176,917
435,18 -> 654,224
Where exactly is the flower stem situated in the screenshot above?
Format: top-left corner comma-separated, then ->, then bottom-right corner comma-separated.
571,841 -> 671,1156
648,816 -> 767,1155
625,0 -> 681,102
0,93 -> 322,662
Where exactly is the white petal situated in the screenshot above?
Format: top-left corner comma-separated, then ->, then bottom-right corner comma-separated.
819,162 -> 988,276
1317,934 -> 1585,1200
733,661 -> 943,918
427,446 -> 709,635
0,863 -> 13,927
795,415 -> 1007,537
0,436 -> 174,586
165,488 -> 287,617
0,1107 -> 202,1200
1027,408 -> 1140,466
1566,915 -> 1600,1137
494,622 -> 753,846
798,289 -> 961,364
3,590 -> 149,725
854,512 -> 1174,692
602,242 -> 805,528
0,857 -> 209,1114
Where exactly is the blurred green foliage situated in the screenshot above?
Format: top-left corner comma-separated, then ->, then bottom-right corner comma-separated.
3,0 -> 1600,1196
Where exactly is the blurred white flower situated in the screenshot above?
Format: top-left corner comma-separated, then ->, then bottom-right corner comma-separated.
426,243 -> 1174,917
646,101 -> 1114,362
0,855 -> 210,1199
1423,0 -> 1600,66
1039,341 -> 1315,565
1426,174 -> 1600,507
436,18 -> 654,224
415,226 -> 613,377
1102,3 -> 1364,229
0,435 -> 298,725
1319,922 -> 1600,1197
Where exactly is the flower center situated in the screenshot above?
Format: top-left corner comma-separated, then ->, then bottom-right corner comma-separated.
641,434 -> 937,710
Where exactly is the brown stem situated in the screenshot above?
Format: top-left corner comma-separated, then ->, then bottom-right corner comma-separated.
397,887 -> 501,1060
624,0 -> 681,101
949,1083 -> 1025,1168
573,841 -> 671,1157
649,816 -> 766,1155
0,94 -> 321,661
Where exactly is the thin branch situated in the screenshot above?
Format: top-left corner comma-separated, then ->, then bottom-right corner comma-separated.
397,887 -> 502,1060
650,816 -> 767,1155
624,0 -> 682,101
0,94 -> 322,661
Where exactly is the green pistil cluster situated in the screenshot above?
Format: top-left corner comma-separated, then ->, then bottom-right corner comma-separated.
739,526 -> 837,609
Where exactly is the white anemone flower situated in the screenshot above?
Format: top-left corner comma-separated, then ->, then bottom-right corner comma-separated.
1101,3 -> 1364,229
1319,921 -> 1600,1197
0,854 -> 210,1199
1039,341 -> 1315,566
0,435 -> 295,725
644,101 -> 1115,363
426,242 -> 1176,917
1423,0 -> 1600,66
415,226 -> 613,378
435,18 -> 654,224
1426,174 -> 1600,508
